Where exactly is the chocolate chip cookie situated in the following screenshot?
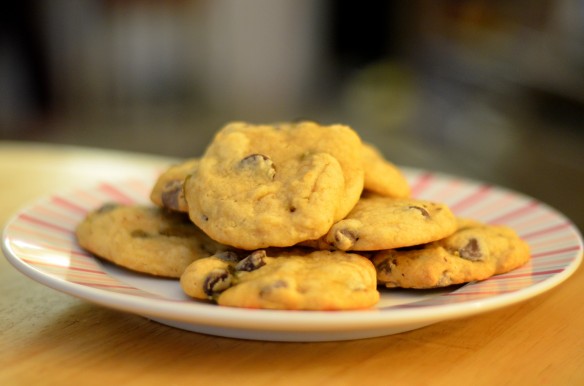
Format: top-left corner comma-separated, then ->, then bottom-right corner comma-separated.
150,158 -> 199,212
362,142 -> 410,198
76,203 -> 227,277
184,121 -> 364,249
372,219 -> 531,288
180,248 -> 379,310
302,193 -> 457,251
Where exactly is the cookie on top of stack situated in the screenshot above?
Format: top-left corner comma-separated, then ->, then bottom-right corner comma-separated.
75,121 -> 530,310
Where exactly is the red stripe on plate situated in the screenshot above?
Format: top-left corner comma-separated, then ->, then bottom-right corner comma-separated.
531,246 -> 581,259
74,281 -> 138,290
410,172 -> 434,197
457,191 -> 513,219
487,200 -> 539,224
521,223 -> 572,240
21,241 -> 94,258
449,184 -> 492,213
31,206 -> 80,227
51,196 -> 90,214
98,183 -> 135,204
18,214 -> 73,234
22,258 -> 106,275
529,234 -> 577,249
426,179 -> 462,203
10,224 -> 73,244
446,290 -> 514,296
487,268 -> 564,280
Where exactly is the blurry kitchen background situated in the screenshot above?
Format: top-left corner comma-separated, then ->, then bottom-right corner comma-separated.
1,0 -> 583,226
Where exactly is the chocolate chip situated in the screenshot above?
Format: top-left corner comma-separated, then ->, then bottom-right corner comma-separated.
408,205 -> 430,218
241,153 -> 270,163
235,250 -> 267,272
459,238 -> 483,261
239,154 -> 276,180
159,227 -> 192,238
375,258 -> 394,274
130,229 -> 150,238
161,179 -> 183,210
97,203 -> 119,214
215,251 -> 240,263
203,269 -> 232,296
259,279 -> 288,298
334,229 -> 358,250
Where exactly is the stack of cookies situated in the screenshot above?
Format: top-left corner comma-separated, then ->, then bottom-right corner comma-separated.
76,121 -> 530,310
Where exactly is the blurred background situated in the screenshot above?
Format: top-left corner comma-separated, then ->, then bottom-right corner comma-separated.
1,0 -> 583,228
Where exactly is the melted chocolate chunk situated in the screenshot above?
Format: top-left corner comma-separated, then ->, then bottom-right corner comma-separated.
239,154 -> 276,180
215,251 -> 240,263
161,179 -> 183,210
334,229 -> 358,250
259,279 -> 288,298
459,238 -> 483,261
203,269 -> 232,296
408,205 -> 430,219
241,153 -> 270,163
376,257 -> 394,274
97,203 -> 119,214
235,250 -> 267,272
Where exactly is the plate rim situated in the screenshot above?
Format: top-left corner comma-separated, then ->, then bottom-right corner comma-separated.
2,166 -> 583,336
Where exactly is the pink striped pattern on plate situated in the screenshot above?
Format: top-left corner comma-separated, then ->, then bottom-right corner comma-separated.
2,169 -> 583,312
389,169 -> 583,308
4,177 -> 165,298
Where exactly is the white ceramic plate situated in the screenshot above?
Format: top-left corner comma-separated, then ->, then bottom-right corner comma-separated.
2,167 -> 582,342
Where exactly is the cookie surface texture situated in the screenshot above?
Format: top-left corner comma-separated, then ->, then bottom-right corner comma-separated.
76,203 -> 225,278
180,249 -> 379,310
184,121 -> 364,249
150,158 -> 199,212
304,193 -> 457,251
362,142 -> 410,198
372,219 -> 531,288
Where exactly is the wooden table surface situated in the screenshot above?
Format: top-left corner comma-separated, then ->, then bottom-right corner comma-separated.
1,141 -> 583,386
